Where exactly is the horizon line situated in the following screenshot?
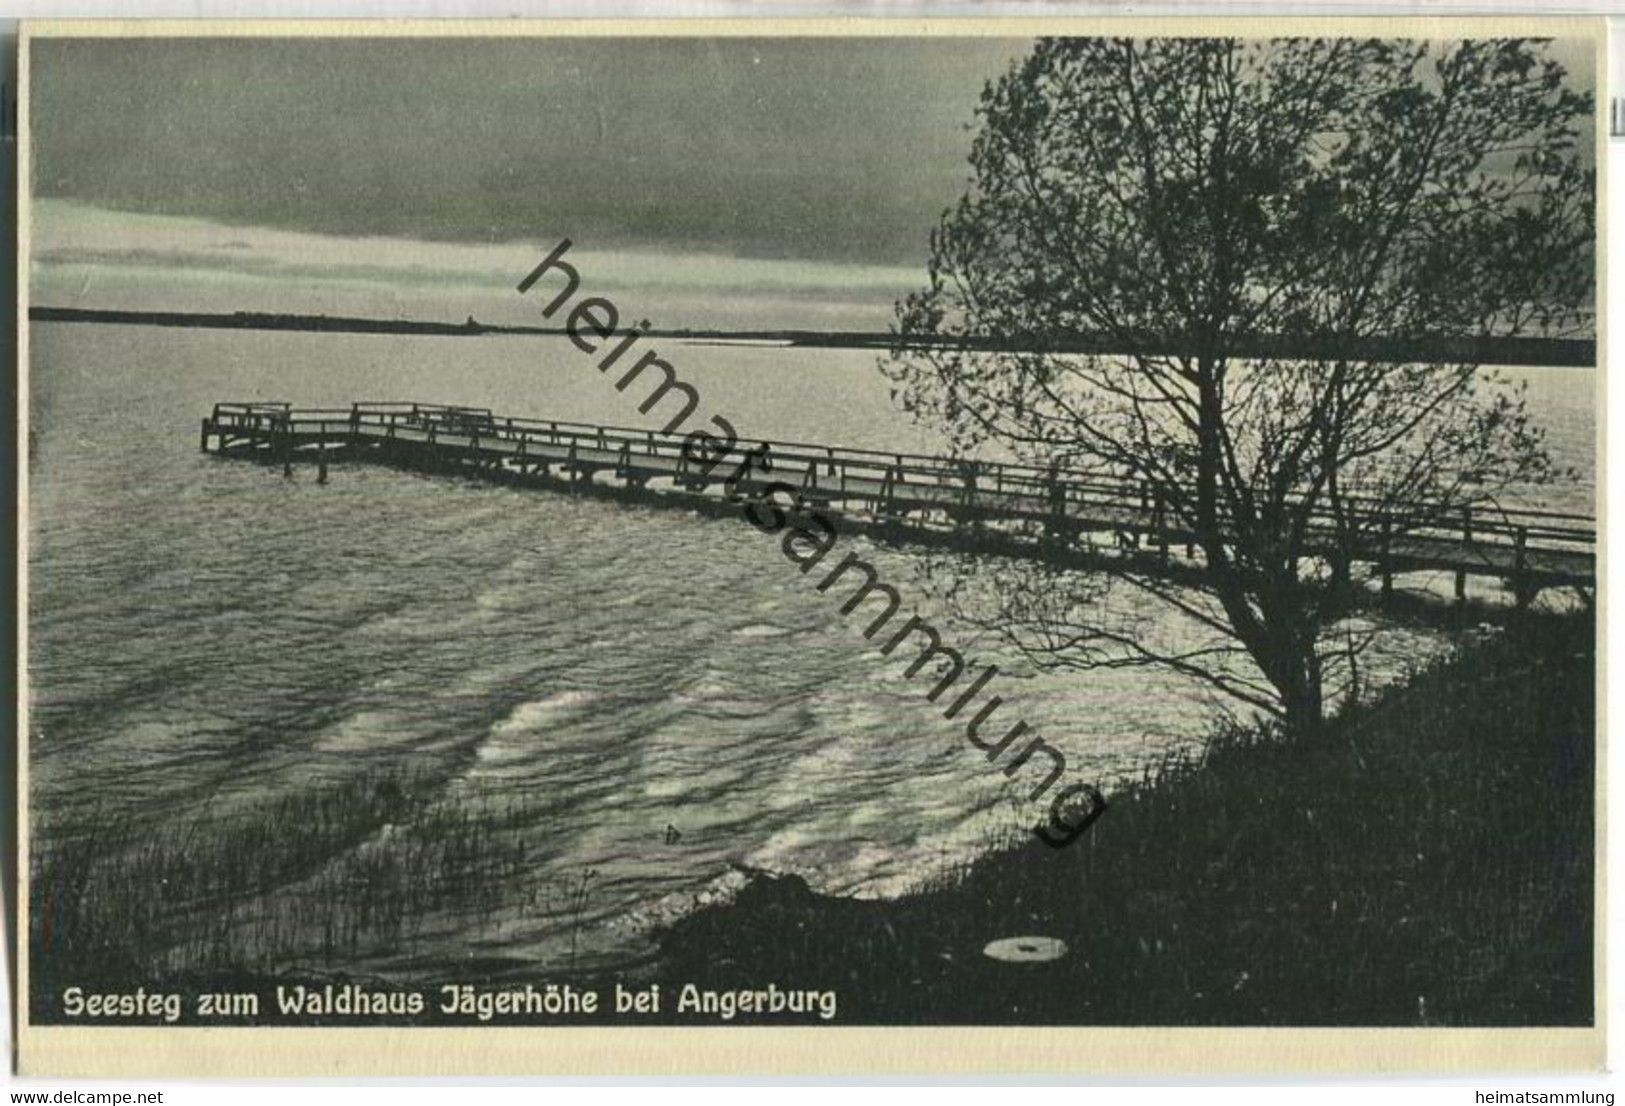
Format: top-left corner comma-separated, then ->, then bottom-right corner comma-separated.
26,304 -> 1598,368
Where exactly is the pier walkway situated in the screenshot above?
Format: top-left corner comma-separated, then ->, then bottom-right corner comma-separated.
200,400 -> 1596,602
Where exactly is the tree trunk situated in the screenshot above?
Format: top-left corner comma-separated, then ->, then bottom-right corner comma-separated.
1273,637 -> 1324,739
1196,359 -> 1221,539
1194,356 -> 1326,738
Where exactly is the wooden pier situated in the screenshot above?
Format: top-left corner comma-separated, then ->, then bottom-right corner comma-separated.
200,400 -> 1596,602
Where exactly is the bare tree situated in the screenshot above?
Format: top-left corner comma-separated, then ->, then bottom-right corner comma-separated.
885,37 -> 1593,735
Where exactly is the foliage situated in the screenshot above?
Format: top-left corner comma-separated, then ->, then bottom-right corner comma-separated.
885,37 -> 1594,730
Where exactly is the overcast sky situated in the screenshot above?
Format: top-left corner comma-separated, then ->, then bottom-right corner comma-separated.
30,36 -> 1032,267
27,34 -> 1597,329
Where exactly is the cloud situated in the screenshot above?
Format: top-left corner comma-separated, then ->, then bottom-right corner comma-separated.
28,36 -> 1031,266
29,199 -> 922,330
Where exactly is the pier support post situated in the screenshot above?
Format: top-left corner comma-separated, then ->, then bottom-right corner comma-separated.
1511,526 -> 1533,611
317,442 -> 329,485
1512,579 -> 1540,611
1044,463 -> 1067,547
1454,506 -> 1473,604
1379,515 -> 1393,598
1154,490 -> 1169,564
1329,550 -> 1351,598
200,418 -> 211,453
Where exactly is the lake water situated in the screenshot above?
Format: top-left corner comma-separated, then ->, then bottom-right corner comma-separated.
26,321 -> 1596,981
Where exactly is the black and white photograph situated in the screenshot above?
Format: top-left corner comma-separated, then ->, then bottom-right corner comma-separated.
15,18 -> 1604,1075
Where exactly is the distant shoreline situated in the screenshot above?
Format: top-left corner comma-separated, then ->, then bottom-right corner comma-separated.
28,305 -> 1596,367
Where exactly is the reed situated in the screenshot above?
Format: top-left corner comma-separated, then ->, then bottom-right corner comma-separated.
29,769 -> 554,1007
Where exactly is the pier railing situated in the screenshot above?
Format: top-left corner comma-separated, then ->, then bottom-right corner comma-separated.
201,400 -> 1596,597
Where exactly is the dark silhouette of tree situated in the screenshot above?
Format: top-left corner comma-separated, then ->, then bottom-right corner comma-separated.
885,37 -> 1593,735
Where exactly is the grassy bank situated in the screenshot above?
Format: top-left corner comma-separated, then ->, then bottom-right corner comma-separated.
655,611 -> 1596,1026
28,771 -> 555,1016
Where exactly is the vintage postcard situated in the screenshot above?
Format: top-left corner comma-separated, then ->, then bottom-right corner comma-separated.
15,16 -> 1606,1076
